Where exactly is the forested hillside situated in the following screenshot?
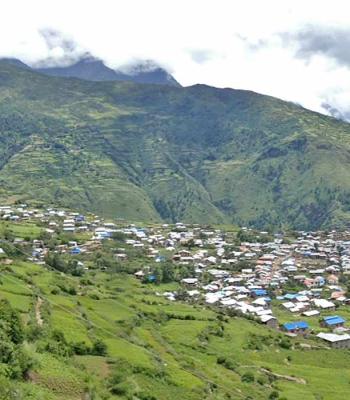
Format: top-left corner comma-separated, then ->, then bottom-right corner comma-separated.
1,60 -> 350,229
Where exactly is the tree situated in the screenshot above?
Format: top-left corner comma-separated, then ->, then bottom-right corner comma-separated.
153,266 -> 163,285
92,339 -> 107,356
71,341 -> 90,355
2,227 -> 14,241
161,263 -> 175,283
0,299 -> 24,344
46,253 -> 67,273
67,259 -> 83,276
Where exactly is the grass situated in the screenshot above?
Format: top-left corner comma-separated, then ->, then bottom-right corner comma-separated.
1,260 -> 350,399
74,355 -> 110,378
0,238 -> 349,399
0,221 -> 43,239
31,353 -> 87,399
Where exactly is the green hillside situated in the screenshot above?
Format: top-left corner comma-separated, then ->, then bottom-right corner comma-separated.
1,61 -> 350,229
0,217 -> 349,400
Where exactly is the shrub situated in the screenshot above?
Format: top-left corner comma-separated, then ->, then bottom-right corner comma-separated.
92,339 -> 107,356
217,356 -> 226,365
71,341 -> 91,355
241,372 -> 255,383
269,390 -> 279,400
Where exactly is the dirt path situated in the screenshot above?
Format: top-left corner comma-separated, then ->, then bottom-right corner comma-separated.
35,297 -> 44,327
260,368 -> 306,384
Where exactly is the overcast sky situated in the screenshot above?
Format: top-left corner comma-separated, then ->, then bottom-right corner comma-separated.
2,0 -> 350,118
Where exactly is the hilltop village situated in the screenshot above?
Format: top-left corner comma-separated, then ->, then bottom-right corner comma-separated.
1,204 -> 350,349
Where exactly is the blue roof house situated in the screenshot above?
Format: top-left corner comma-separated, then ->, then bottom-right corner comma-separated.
71,247 -> 82,255
251,289 -> 267,297
283,321 -> 309,334
284,293 -> 298,300
147,275 -> 156,283
322,316 -> 345,328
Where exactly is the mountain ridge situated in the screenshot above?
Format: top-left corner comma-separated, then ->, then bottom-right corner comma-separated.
0,56 -> 180,86
1,61 -> 350,229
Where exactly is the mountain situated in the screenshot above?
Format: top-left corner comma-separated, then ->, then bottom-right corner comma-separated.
35,55 -> 181,86
36,56 -> 120,81
120,60 -> 181,86
0,57 -> 30,69
1,60 -> 350,229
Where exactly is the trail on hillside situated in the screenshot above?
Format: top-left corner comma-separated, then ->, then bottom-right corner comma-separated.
35,297 -> 44,327
260,368 -> 306,384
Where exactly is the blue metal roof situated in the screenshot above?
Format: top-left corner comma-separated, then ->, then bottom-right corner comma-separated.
323,316 -> 345,325
284,293 -> 298,300
283,321 -> 309,331
252,289 -> 267,296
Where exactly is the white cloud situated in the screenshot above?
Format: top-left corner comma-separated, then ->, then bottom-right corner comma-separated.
1,0 -> 350,117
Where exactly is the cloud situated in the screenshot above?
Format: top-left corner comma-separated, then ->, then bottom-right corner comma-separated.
32,29 -> 87,67
279,26 -> 350,67
1,0 -> 350,119
119,59 -> 165,74
189,49 -> 216,64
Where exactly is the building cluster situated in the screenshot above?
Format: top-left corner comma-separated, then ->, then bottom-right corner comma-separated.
2,205 -> 350,347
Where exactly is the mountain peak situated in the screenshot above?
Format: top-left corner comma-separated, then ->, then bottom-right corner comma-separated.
32,55 -> 180,86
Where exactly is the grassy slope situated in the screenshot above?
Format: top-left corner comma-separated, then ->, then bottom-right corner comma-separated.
1,260 -> 350,400
1,62 -> 350,228
0,218 -> 347,399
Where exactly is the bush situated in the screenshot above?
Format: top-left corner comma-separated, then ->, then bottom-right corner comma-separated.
241,372 -> 255,383
92,339 -> 107,356
7,348 -> 35,379
257,376 -> 267,386
43,330 -> 72,357
71,341 -> 91,355
269,390 -> 279,400
279,338 -> 291,349
110,383 -> 128,396
217,356 -> 226,365
0,299 -> 24,344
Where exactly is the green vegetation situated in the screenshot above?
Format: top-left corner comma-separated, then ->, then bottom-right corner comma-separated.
3,260 -> 350,400
0,218 -> 349,399
2,61 -> 350,228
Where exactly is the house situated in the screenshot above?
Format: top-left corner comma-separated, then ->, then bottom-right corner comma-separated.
283,321 -> 309,334
321,316 -> 346,329
260,315 -> 278,328
134,270 -> 145,279
181,278 -> 198,286
70,247 -> 81,255
115,253 -> 127,261
251,289 -> 267,297
327,274 -> 339,285
303,310 -> 320,317
313,299 -> 336,310
284,293 -> 298,301
317,332 -> 350,349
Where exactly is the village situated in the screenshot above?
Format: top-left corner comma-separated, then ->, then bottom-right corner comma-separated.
1,203 -> 350,350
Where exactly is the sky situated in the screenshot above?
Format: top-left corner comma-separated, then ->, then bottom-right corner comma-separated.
1,0 -> 350,118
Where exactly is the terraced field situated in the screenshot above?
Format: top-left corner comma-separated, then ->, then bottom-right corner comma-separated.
0,256 -> 349,399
